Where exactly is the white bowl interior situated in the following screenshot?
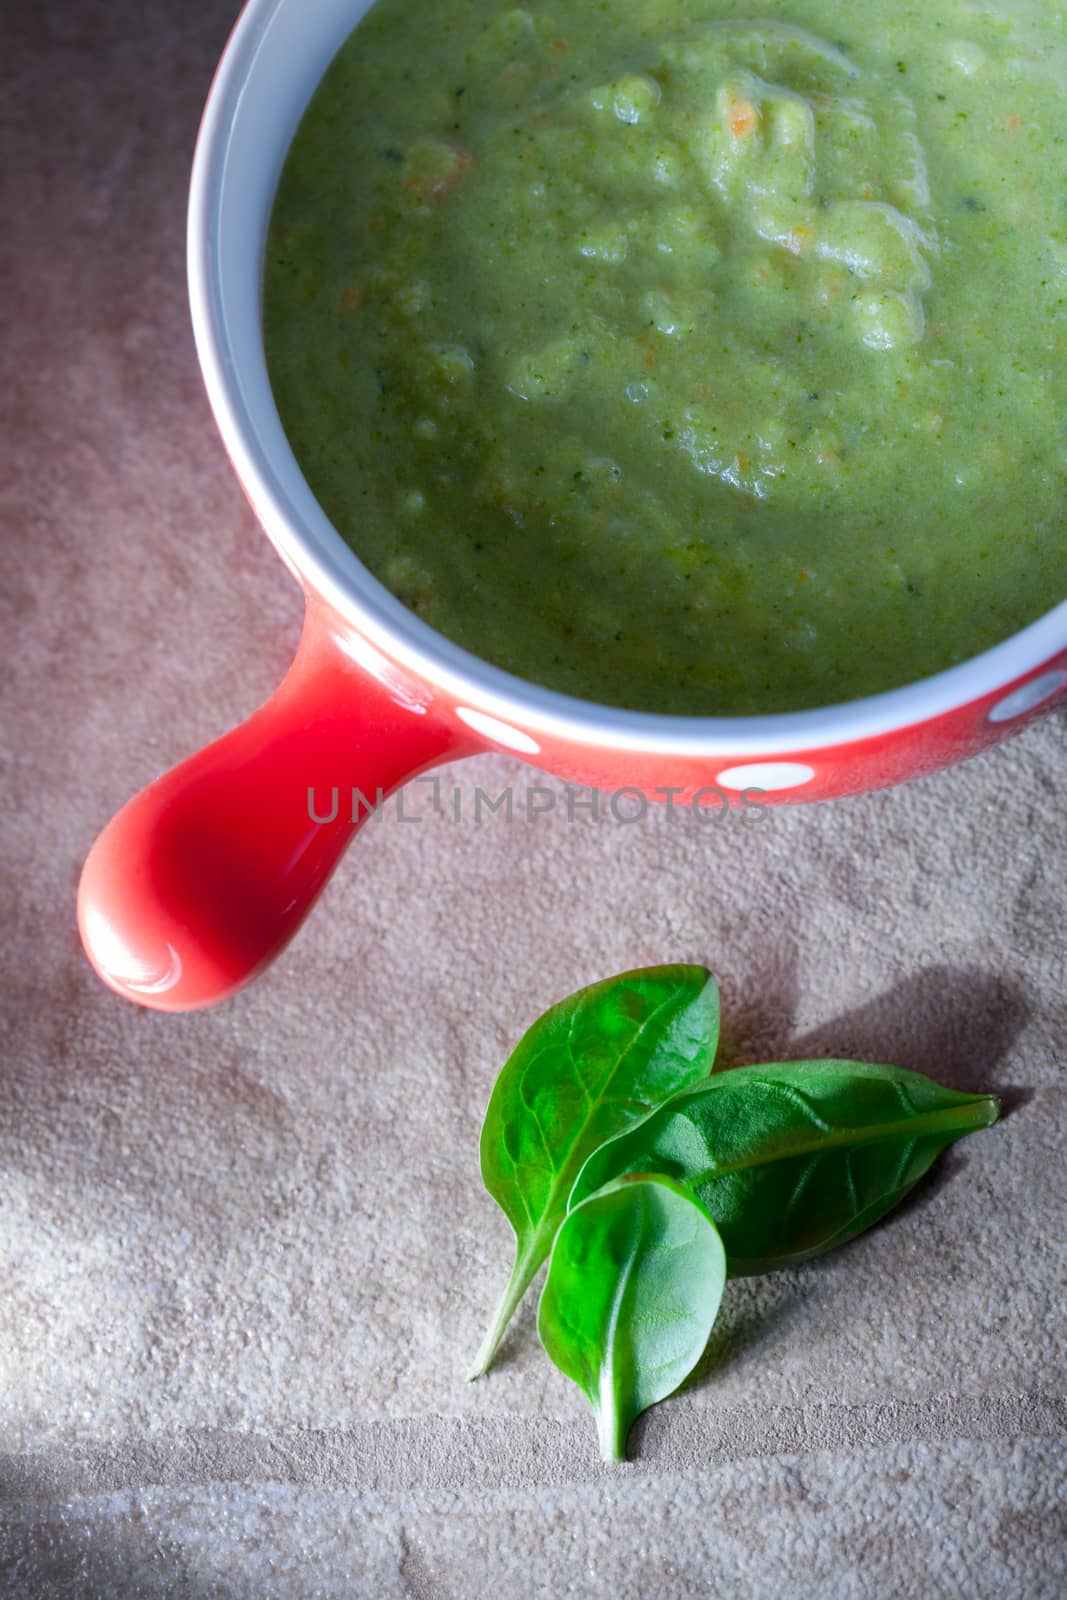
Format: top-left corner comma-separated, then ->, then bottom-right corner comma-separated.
188,0 -> 1067,756
192,0 -> 377,586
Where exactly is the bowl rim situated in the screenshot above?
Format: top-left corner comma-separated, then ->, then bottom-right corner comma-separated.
187,0 -> 1067,758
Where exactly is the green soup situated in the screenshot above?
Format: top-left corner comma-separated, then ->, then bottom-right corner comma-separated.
264,0 -> 1067,714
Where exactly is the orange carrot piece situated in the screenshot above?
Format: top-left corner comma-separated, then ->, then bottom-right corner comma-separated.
404,145 -> 473,206
728,98 -> 760,138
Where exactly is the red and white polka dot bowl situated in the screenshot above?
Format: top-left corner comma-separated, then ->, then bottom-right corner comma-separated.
78,0 -> 1067,1010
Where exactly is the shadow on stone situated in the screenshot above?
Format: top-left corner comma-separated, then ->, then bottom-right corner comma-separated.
787,963 -> 1030,1096
0,1495 -> 216,1600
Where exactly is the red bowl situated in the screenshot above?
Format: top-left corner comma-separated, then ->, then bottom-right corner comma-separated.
78,0 -> 1067,1011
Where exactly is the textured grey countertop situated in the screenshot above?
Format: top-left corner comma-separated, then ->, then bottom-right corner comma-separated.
2,3 -> 1065,1596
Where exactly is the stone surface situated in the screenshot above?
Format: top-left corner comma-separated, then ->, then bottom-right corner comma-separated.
2,2 -> 1064,1595
2,1440 -> 1066,1599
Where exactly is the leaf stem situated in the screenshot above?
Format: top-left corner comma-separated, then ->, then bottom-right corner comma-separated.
467,1243 -> 541,1380
596,1397 -> 626,1462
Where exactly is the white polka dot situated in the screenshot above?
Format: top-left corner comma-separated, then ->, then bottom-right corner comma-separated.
715,761 -> 815,792
455,707 -> 541,753
987,669 -> 1067,724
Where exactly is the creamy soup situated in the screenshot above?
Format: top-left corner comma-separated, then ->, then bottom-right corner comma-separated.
264,0 -> 1067,713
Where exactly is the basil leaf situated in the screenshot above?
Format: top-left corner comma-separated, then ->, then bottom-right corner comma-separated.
569,1060 -> 999,1274
538,1173 -> 726,1461
469,965 -> 719,1377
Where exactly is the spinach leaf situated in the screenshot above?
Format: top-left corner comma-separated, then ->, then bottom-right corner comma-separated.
569,1060 -> 999,1274
470,965 -> 719,1378
538,1173 -> 726,1461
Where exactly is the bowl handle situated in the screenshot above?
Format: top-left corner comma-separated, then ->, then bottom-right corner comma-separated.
77,599 -> 476,1010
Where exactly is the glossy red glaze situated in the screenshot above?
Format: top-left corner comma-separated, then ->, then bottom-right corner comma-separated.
78,570 -> 1067,1012
521,653 -> 1067,800
78,602 -> 474,1010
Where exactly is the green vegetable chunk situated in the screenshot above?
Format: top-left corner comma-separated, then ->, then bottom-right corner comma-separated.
470,965 -> 719,1378
569,1061 -> 999,1274
538,1174 -> 726,1461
